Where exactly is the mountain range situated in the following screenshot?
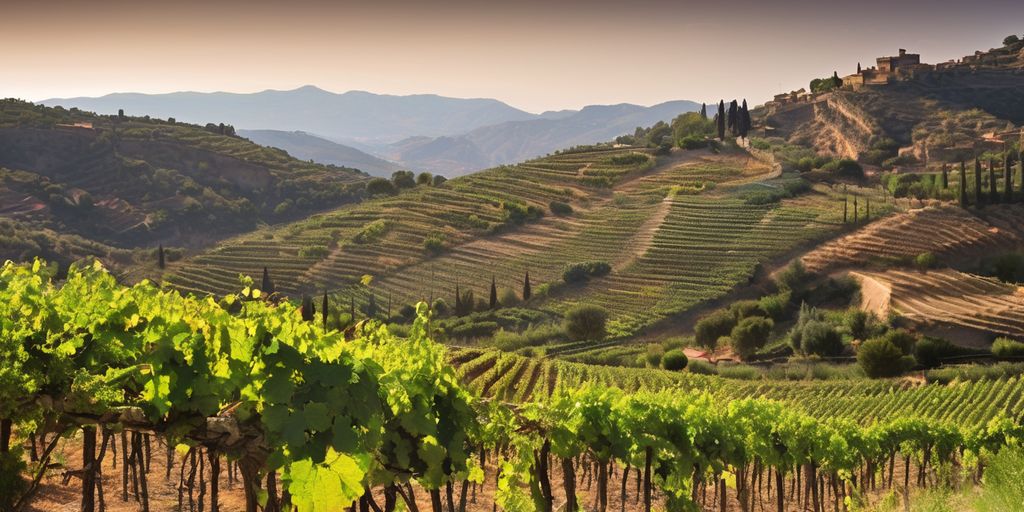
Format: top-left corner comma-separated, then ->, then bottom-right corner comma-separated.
43,87 -> 699,176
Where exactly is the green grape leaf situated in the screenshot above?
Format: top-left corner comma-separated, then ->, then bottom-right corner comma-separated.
286,450 -> 368,512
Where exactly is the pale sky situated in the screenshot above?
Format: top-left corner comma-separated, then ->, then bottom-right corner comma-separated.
2,0 -> 1023,113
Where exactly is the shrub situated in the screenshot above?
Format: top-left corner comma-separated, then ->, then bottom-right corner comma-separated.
800,320 -> 844,357
843,309 -> 870,339
366,177 -> 397,196
976,445 -> 1024,512
354,219 -> 392,244
880,329 -> 917,355
858,337 -> 911,378
758,291 -> 792,320
416,172 -> 433,185
431,298 -> 450,317
915,252 -> 937,270
645,344 -> 665,366
729,300 -> 766,320
915,336 -> 981,368
298,246 -> 329,259
564,305 -> 609,341
492,324 -> 564,351
423,233 -> 446,255
549,200 -> 573,215
730,317 -> 774,359
432,175 -> 448,186
834,159 -> 864,179
450,321 -> 499,339
398,304 -> 417,320
499,289 -> 519,307
679,135 -> 708,150
562,261 -> 612,284
695,309 -> 737,346
777,260 -> 810,292
662,349 -> 689,371
391,170 -> 416,189
992,337 -> 1024,359
688,359 -> 717,375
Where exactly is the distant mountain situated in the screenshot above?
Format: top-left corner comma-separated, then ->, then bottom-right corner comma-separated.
239,129 -> 402,177
383,100 -> 701,175
42,86 -> 536,143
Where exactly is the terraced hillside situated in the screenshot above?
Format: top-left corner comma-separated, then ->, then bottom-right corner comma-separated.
802,204 -> 1024,274
169,145 -> 884,338
854,268 -> 1024,344
0,100 -> 368,258
452,347 -> 1024,425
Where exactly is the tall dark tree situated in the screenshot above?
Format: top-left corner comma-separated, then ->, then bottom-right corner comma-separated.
727,100 -> 739,136
117,109 -> 125,120
843,196 -> 848,223
523,271 -> 532,301
454,282 -> 462,315
990,160 -> 998,203
941,163 -> 949,189
321,293 -> 329,330
365,293 -> 378,319
489,276 -> 498,310
716,101 -> 726,140
261,267 -> 275,295
1005,153 -> 1014,203
853,195 -> 859,223
865,197 -> 870,221
975,158 -> 983,206
300,295 -> 315,322
959,161 -> 968,207
157,244 -> 165,269
699,103 -> 707,119
738,100 -> 752,138
857,62 -> 862,73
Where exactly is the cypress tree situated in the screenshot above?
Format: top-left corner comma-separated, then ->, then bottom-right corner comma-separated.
322,293 -> 329,330
989,160 -> 998,203
941,163 -> 948,189
454,282 -> 462,315
523,271 -> 532,301
959,161 -> 968,207
717,101 -> 726,140
853,195 -> 859,223
866,197 -> 870,221
975,158 -> 983,206
700,103 -> 707,119
261,267 -> 275,295
366,293 -> 377,319
489,276 -> 498,310
857,62 -> 862,73
1005,153 -> 1014,203
157,244 -> 165,269
300,295 -> 315,322
843,196 -> 848,223
727,100 -> 739,136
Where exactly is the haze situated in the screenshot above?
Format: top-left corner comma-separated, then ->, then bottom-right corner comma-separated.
3,0 -> 1023,112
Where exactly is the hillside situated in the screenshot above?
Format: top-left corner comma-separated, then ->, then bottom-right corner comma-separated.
384,100 -> 701,175
42,86 -> 535,143
238,129 -> 403,177
0,100 -> 369,266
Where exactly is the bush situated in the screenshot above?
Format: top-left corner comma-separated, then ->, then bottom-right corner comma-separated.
423,233 -> 446,255
493,324 -> 564,351
758,291 -> 792,321
799,320 -> 844,357
834,159 -> 864,179
858,337 -> 912,378
976,445 -> 1024,512
687,359 -> 717,375
562,261 -> 612,284
1005,34 -> 1022,46
915,336 -> 982,368
391,170 -> 416,189
366,177 -> 397,196
679,135 -> 708,150
450,321 -> 499,339
564,305 -> 609,341
662,349 -> 689,371
992,337 -> 1024,359
843,309 -> 870,339
777,260 -> 810,292
915,252 -> 937,270
645,344 -> 664,366
730,317 -> 774,359
880,329 -> 917,355
499,289 -> 519,307
431,298 -> 450,317
549,200 -> 573,215
695,309 -> 737,346
729,300 -> 766,320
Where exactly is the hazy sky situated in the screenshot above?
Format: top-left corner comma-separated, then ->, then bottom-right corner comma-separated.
3,0 -> 1023,113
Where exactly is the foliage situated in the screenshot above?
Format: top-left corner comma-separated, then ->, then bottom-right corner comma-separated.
561,261 -> 612,284
976,445 -> 1024,512
799,320 -> 844,357
365,177 -> 397,196
730,317 -> 774,359
661,349 -> 689,371
915,336 -> 984,368
857,337 -> 911,378
564,304 -> 609,341
992,338 -> 1024,359
695,309 -> 737,346
915,252 -> 938,270
549,200 -> 573,215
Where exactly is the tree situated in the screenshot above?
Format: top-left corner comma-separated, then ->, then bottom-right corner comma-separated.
853,195 -> 859,223
727,100 -> 739,136
416,172 -> 433,186
974,158 -> 983,206
716,100 -> 726,140
959,161 -> 968,207
454,282 -> 462,315
695,309 -> 737,346
941,163 -> 949,189
366,178 -> 397,197
730,317 -> 774,359
564,305 -> 609,341
858,337 -> 910,378
489,276 -> 498,310
364,293 -> 378,319
321,293 -> 329,330
699,103 -> 707,119
300,295 -> 315,322
738,99 -> 752,138
391,171 -> 416,190
857,62 -> 862,73
157,244 -> 165,269
523,271 -> 532,301
1004,35 -> 1021,46
261,267 -> 275,295
990,160 -> 998,203
1005,153 -> 1014,203
799,320 -> 843,356
118,109 -> 125,120
843,196 -> 848,223
432,175 -> 448,186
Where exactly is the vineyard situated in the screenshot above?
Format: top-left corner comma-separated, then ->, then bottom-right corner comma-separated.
4,259 -> 1024,512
